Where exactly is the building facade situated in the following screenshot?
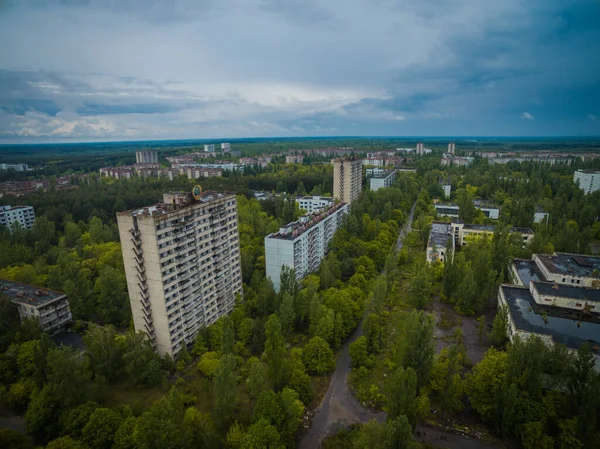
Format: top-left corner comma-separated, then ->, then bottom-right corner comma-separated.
296,196 -> 336,214
333,158 -> 362,204
221,143 -> 231,152
448,142 -> 455,155
117,191 -> 243,356
265,202 -> 349,291
442,184 -> 451,199
286,155 -> 304,164
136,151 -> 159,164
369,170 -> 397,191
0,279 -> 72,334
204,144 -> 216,153
0,205 -> 35,231
573,169 -> 600,194
0,163 -> 29,172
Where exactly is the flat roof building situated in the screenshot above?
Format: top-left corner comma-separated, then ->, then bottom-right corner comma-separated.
498,284 -> 600,371
369,170 -> 397,191
0,279 -> 72,334
533,253 -> 600,288
265,202 -> 349,291
116,190 -> 243,356
296,196 -> 336,214
533,205 -> 549,224
0,205 -> 35,231
333,158 -> 362,204
426,222 -> 454,264
573,169 -> 600,195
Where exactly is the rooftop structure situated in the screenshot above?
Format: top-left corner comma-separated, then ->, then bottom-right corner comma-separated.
116,189 -> 243,356
0,279 -> 73,334
265,203 -> 349,291
498,284 -> 600,371
369,170 -> 397,191
296,196 -> 336,214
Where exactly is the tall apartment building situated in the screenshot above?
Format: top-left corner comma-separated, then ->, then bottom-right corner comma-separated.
416,142 -> 424,155
0,205 -> 35,231
265,202 -> 349,291
204,144 -> 216,153
117,190 -> 243,356
136,150 -> 159,164
448,142 -> 456,155
221,143 -> 231,152
333,158 -> 362,204
0,279 -> 73,334
573,169 -> 600,194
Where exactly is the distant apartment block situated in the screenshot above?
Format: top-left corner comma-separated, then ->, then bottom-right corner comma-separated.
369,170 -> 397,191
0,279 -> 72,334
333,158 -> 362,204
448,142 -> 455,155
416,142 -> 424,155
265,202 -> 349,291
180,167 -> 223,180
296,196 -> 336,214
286,155 -> 304,164
573,169 -> 600,195
0,163 -> 29,172
117,190 -> 243,356
0,205 -> 35,231
204,144 -> 216,153
221,143 -> 231,152
136,151 -> 159,164
100,166 -> 176,180
362,158 -> 385,167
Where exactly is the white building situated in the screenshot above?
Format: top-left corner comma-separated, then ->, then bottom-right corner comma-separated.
116,190 -> 243,356
0,163 -> 29,172
442,184 -> 451,199
362,158 -> 385,167
533,205 -> 549,224
204,144 -> 216,153
473,200 -> 500,220
573,169 -> 600,194
434,203 -> 460,219
296,196 -> 336,214
369,170 -> 397,191
0,205 -> 35,231
136,151 -> 159,164
0,279 -> 73,334
221,143 -> 231,152
265,202 -> 349,291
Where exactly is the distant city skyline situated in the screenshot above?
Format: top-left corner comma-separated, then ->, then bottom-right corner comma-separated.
0,1 -> 599,143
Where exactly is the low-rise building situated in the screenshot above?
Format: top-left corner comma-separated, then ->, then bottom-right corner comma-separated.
0,205 -> 36,231
286,155 -> 304,164
533,253 -> 600,288
473,200 -> 500,220
434,203 -> 460,219
366,168 -> 386,177
0,163 -> 29,172
265,202 -> 349,291
0,279 -> 73,334
426,222 -> 454,263
296,196 -> 336,214
498,284 -> 600,370
369,170 -> 397,191
453,223 -> 534,247
533,205 -> 549,224
573,169 -> 600,194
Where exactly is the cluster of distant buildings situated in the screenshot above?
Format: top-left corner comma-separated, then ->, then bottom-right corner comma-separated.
440,142 -> 474,167
502,253 -> 600,370
0,163 -> 30,172
0,177 -> 78,198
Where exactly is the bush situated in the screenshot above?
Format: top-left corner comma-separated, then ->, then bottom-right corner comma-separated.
197,352 -> 221,378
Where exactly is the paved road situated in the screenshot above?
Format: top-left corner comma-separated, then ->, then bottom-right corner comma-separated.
298,201 -> 416,449
299,201 -> 501,449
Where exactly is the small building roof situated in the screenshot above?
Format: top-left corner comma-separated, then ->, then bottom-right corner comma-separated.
0,279 -> 65,307
429,232 -> 452,248
512,259 -> 544,286
532,281 -> 600,303
510,227 -> 535,235
463,224 -> 495,232
501,285 -> 600,353
536,253 -> 600,278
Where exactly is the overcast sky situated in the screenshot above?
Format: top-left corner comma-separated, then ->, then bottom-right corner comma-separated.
0,0 -> 599,142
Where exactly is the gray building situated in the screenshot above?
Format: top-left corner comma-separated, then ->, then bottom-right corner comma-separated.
136,150 -> 159,164
0,205 -> 35,231
369,170 -> 397,191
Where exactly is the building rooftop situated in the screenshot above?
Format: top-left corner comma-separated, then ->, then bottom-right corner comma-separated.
0,279 -> 65,307
510,227 -> 535,235
463,224 -> 496,232
435,203 -> 460,209
429,231 -> 452,247
473,199 -> 498,209
512,259 -> 544,286
267,202 -> 347,240
119,190 -> 234,217
576,169 -> 600,174
371,170 -> 396,179
501,285 -> 600,353
536,253 -> 600,278
532,281 -> 600,303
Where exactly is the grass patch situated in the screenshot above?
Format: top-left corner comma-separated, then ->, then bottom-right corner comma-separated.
104,382 -> 166,414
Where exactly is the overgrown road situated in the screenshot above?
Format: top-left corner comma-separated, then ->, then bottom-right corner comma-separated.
298,201 -> 501,449
298,201 -> 416,449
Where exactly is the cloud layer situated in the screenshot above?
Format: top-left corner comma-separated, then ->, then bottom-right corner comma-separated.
0,0 -> 599,142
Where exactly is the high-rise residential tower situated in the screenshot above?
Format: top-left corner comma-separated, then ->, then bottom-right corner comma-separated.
117,189 -> 243,356
448,142 -> 456,155
136,150 -> 159,164
333,157 -> 362,204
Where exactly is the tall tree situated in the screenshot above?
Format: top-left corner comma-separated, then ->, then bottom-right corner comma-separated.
403,310 -> 435,390
214,354 -> 238,430
263,314 -> 287,390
